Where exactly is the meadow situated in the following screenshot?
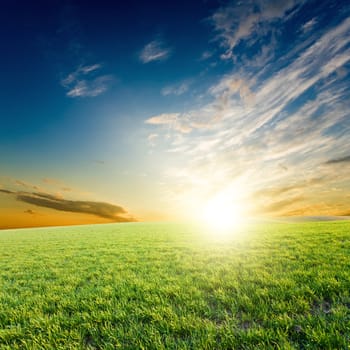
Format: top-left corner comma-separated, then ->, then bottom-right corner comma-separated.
0,221 -> 349,349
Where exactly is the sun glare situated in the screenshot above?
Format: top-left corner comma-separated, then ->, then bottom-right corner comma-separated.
199,190 -> 248,236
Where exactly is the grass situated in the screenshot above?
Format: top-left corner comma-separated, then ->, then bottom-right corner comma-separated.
0,221 -> 349,349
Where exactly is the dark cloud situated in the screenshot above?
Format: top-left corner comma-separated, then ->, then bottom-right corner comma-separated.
324,155 -> 350,165
1,189 -> 135,222
30,192 -> 61,201
0,189 -> 15,194
24,209 -> 36,215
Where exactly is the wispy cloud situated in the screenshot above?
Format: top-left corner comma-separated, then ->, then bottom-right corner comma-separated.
13,179 -> 42,191
254,178 -> 326,199
147,133 -> 159,147
145,11 -> 350,217
301,18 -> 317,33
61,64 -> 113,98
145,113 -> 192,134
44,4 -> 114,98
161,82 -> 188,96
1,189 -> 135,222
200,51 -> 213,61
149,15 -> 350,139
42,177 -> 63,186
139,39 -> 171,63
3,176 -> 84,199
161,81 -> 191,96
211,0 -> 304,60
42,178 -> 72,193
261,195 -> 305,215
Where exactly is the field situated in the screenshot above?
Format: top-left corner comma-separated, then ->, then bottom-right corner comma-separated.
0,221 -> 349,349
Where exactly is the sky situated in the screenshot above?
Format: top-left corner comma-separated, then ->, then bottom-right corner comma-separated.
1,0 -> 350,229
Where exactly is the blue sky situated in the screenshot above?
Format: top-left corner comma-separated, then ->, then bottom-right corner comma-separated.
1,0 -> 350,228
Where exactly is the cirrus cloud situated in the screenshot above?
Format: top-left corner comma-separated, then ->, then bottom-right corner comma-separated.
161,81 -> 190,96
61,64 -> 113,98
211,0 -> 304,60
144,9 -> 350,218
139,39 -> 172,63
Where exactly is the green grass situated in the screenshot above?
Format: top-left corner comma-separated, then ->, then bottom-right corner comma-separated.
0,221 -> 349,349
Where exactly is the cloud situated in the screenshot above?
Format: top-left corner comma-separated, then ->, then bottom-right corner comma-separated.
43,178 -> 62,185
200,51 -> 213,61
145,113 -> 192,134
61,64 -> 113,98
62,187 -> 72,192
301,18 -> 317,33
80,64 -> 101,74
161,81 -> 190,96
45,5 -> 113,98
15,180 -> 32,188
261,196 -> 305,215
278,215 -> 350,221
282,202 -> 350,217
209,77 -> 255,105
139,40 -> 171,63
324,155 -> 350,165
278,163 -> 288,171
150,15 -> 350,139
255,178 -> 326,199
42,178 -> 72,193
12,179 -> 42,191
147,133 -> 158,140
24,209 -> 36,215
0,189 -> 15,194
147,133 -> 159,147
145,11 -> 350,218
211,0 -> 303,60
1,189 -> 135,222
145,113 -> 179,125
66,76 -> 112,97
15,180 -> 26,187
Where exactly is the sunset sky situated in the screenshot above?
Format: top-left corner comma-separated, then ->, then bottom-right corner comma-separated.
1,0 -> 350,228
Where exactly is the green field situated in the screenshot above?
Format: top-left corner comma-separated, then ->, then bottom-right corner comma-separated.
0,221 -> 349,349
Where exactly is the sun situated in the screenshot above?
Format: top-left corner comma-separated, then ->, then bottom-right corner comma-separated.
199,191 -> 247,234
